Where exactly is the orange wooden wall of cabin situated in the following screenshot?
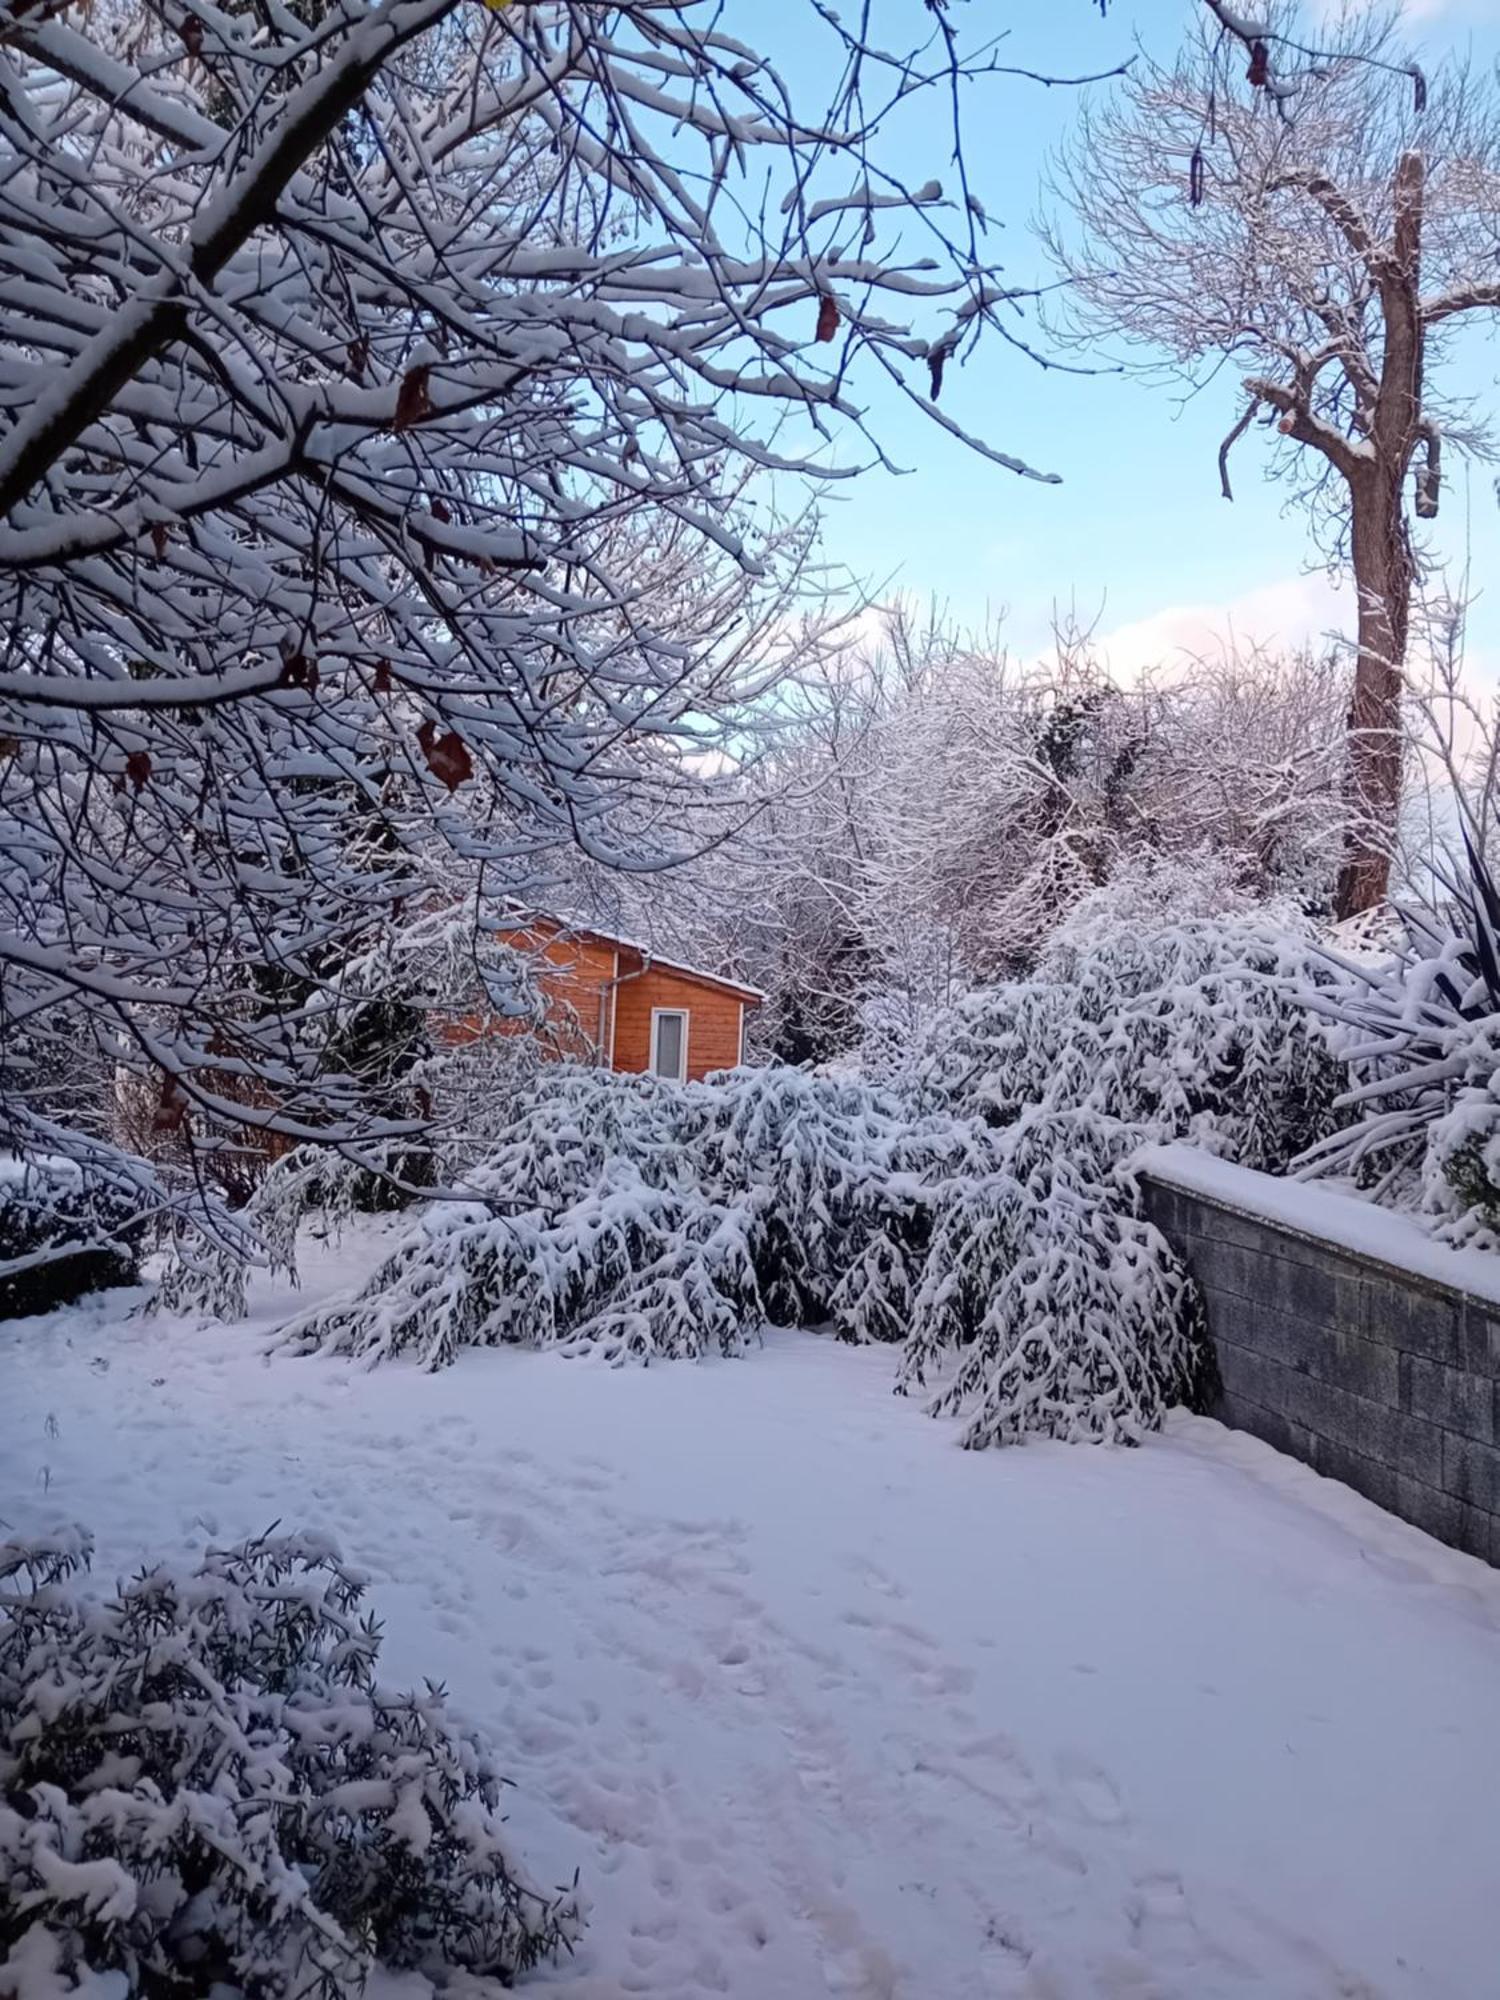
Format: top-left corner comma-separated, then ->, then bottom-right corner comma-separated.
441,926 -> 755,1081
611,964 -> 745,1082
443,928 -> 619,1063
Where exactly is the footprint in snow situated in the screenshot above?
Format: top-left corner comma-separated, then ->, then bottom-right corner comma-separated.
1056,1754 -> 1127,1827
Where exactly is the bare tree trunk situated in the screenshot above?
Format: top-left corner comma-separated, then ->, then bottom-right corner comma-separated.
1334,473 -> 1412,919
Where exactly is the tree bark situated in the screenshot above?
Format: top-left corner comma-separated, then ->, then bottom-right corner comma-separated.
1334,471 -> 1412,919
1333,150 -> 1425,922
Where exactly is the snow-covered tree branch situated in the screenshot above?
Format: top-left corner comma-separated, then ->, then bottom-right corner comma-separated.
0,0 -> 1055,1234
1048,0 -> 1500,919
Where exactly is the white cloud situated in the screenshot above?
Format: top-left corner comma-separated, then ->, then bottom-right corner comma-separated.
1307,0 -> 1452,21
1092,573 -> 1351,681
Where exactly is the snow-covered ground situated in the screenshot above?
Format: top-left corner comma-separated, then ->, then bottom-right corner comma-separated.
4,1229 -> 1499,2000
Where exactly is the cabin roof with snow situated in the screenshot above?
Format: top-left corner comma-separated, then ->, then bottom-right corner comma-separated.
506,914 -> 765,1001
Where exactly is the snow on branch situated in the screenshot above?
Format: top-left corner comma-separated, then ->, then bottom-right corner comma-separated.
0,0 -> 1060,1235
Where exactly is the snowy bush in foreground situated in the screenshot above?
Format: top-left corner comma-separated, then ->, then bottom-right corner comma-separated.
0,1530 -> 580,1997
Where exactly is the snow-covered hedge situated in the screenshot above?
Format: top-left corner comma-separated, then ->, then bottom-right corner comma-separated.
0,1530 -> 580,1997
276,1068 -> 922,1370
0,1157 -> 142,1321
272,914 -> 1338,1450
913,915 -> 1341,1171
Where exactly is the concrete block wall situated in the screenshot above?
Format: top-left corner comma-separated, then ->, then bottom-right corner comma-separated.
1141,1168 -> 1500,1567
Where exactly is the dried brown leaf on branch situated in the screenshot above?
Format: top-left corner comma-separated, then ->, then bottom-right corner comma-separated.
416,718 -> 473,791
151,1075 -> 187,1134
393,365 -> 432,431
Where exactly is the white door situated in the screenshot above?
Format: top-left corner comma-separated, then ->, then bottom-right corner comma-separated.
650,1008 -> 688,1081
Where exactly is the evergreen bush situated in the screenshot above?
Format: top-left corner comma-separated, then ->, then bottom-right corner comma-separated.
0,1530 -> 580,1997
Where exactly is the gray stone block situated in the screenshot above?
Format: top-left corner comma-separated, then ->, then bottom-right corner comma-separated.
1402,1354 -> 1494,1444
1191,1197 -> 1357,1279
1167,1198 -> 1269,1254
1230,1300 -> 1329,1372
1393,1477 -> 1493,1562
1146,1175 -> 1500,1567
1311,1435 -> 1398,1514
1214,1392 -> 1314,1465
1212,1341 -> 1291,1414
1183,1233 -> 1261,1301
1441,1433 -> 1500,1515
1362,1407 -> 1446,1491
1459,1303 -> 1500,1381
1363,1275 -> 1462,1363
1317,1330 -> 1401,1407
1275,1366 -> 1357,1446
1258,1253 -> 1368,1330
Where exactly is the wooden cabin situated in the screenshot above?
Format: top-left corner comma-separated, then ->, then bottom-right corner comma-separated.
448,915 -> 762,1082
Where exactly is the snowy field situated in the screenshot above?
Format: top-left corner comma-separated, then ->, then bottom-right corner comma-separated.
4,1232 -> 1499,2000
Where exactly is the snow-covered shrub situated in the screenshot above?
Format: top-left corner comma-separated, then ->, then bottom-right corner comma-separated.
897,1116 -> 1210,1446
1041,848 -> 1265,958
0,1530 -> 580,1997
277,1066 -> 911,1367
688,1066 -> 914,1323
156,1147 -> 373,1322
273,915 -> 1334,1450
281,1163 -> 763,1370
272,1058 -> 1205,1446
915,914 -> 1342,1171
883,917 -> 1338,1438
0,1157 -> 142,1320
1299,842 -> 1500,1243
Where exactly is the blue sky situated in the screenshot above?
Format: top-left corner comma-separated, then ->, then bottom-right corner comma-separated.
789,0 -> 1500,678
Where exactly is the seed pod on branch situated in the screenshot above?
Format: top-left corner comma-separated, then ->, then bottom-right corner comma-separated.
278,648 -> 318,692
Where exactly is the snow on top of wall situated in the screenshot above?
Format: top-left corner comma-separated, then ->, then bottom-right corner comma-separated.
1135,1142 -> 1500,1310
